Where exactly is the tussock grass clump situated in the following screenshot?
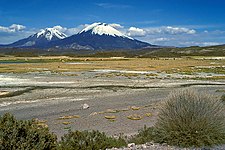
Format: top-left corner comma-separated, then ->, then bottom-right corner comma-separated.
57,115 -> 80,120
0,113 -> 57,150
58,130 -> 127,150
155,89 -> 225,147
105,115 -> 116,119
127,114 -> 142,120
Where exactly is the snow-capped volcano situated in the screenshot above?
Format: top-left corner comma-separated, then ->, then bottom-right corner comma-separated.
4,27 -> 67,48
35,28 -> 67,41
79,23 -> 133,39
52,22 -> 153,50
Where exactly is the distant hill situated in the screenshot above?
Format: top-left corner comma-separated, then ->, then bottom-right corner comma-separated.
0,44 -> 224,57
138,45 -> 225,57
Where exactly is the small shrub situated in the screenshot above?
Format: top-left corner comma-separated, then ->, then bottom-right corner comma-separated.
0,113 -> 57,150
129,126 -> 156,144
155,89 -> 225,147
221,94 -> 225,102
58,130 -> 127,150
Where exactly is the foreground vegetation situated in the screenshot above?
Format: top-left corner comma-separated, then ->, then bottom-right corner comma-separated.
155,89 -> 225,147
0,113 -> 126,150
1,89 -> 225,149
58,130 -> 126,150
0,113 -> 57,150
131,89 -> 225,148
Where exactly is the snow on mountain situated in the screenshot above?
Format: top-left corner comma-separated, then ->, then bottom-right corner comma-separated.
3,27 -> 67,48
79,23 -> 133,39
35,28 -> 67,40
50,22 -> 153,50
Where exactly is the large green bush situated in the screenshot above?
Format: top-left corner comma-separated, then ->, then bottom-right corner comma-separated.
58,130 -> 127,150
154,89 -> 225,147
0,113 -> 57,150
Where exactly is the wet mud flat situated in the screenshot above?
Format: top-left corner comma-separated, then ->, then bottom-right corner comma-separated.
0,72 -> 224,138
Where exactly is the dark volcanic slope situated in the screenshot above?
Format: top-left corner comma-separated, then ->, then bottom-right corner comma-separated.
51,30 -> 154,50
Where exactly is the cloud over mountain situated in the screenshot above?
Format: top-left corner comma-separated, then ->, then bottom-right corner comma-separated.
145,26 -> 196,35
0,24 -> 26,33
127,27 -> 146,37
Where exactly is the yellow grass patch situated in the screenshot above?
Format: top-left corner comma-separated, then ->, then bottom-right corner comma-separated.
105,115 -> 116,119
36,123 -> 48,128
127,114 -> 142,120
57,115 -> 80,120
0,91 -> 10,96
33,119 -> 48,128
106,109 -> 118,113
145,113 -> 152,117
131,106 -> 141,110
62,122 -> 71,125
0,57 -> 222,74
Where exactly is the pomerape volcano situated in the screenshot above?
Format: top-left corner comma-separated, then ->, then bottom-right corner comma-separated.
52,22 -> 155,50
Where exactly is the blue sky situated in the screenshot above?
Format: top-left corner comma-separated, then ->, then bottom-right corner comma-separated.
0,0 -> 225,46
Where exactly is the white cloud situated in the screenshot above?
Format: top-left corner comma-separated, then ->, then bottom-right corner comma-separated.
179,41 -> 222,47
52,25 -> 65,31
9,24 -> 26,31
52,25 -> 85,36
145,26 -> 196,35
127,27 -> 146,37
152,37 -> 171,42
109,23 -> 124,29
125,26 -> 196,38
200,42 -> 222,46
122,25 -> 200,46
0,24 -> 26,33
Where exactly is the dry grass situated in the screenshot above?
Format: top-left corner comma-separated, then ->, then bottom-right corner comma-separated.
0,91 -> 10,96
57,115 -> 80,120
131,106 -> 141,110
127,114 -> 142,120
145,113 -> 152,117
62,122 -> 72,125
33,118 -> 48,128
0,56 -> 223,74
104,115 -> 116,119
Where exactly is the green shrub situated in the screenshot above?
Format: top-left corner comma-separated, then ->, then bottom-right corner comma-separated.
0,113 -> 57,150
221,94 -> 225,102
154,89 -> 225,147
58,130 -> 127,150
129,125 -> 156,145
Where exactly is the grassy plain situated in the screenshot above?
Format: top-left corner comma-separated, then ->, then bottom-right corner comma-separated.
0,56 -> 224,75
